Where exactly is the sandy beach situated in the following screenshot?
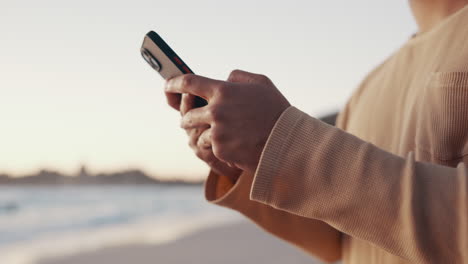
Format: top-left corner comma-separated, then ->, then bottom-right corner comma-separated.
38,221 -> 323,264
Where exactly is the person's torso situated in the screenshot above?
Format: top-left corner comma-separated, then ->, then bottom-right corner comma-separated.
336,5 -> 468,263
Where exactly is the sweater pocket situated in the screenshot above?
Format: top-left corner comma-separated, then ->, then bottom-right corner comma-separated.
415,72 -> 468,163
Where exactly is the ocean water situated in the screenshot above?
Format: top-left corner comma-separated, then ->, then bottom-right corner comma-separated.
0,185 -> 240,264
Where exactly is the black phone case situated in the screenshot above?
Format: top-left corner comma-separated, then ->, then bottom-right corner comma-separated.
141,31 -> 206,107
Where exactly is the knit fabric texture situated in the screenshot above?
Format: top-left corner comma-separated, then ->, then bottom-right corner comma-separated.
205,5 -> 468,264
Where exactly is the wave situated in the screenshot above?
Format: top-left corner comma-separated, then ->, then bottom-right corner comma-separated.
0,201 -> 19,214
0,211 -> 241,264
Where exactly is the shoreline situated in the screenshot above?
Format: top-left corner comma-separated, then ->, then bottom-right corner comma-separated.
1,211 -> 240,264
38,221 -> 320,264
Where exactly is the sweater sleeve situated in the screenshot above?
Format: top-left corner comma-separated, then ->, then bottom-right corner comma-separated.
205,170 -> 342,263
251,106 -> 468,264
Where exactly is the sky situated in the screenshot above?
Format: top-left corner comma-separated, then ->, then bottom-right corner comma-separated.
0,0 -> 417,179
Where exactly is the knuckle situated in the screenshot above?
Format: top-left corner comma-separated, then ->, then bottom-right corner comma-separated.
213,146 -> 229,162
187,129 -> 200,148
180,115 -> 191,129
207,106 -> 223,122
181,74 -> 196,88
214,82 -> 229,97
257,74 -> 271,84
197,136 -> 211,149
228,69 -> 242,80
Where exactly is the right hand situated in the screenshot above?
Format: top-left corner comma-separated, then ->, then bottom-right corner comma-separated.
167,92 -> 242,183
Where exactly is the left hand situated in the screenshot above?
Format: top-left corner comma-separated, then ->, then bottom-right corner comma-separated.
165,70 -> 290,173
179,93 -> 242,183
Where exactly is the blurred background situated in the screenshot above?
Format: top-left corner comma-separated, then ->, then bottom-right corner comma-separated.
0,0 -> 416,263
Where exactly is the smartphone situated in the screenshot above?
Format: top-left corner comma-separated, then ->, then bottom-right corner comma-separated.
140,31 -> 206,107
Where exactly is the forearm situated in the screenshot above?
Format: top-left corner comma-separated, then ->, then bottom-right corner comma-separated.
205,170 -> 342,263
251,106 -> 468,263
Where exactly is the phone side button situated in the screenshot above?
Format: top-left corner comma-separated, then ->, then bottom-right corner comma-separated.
173,56 -> 183,65
182,66 -> 191,73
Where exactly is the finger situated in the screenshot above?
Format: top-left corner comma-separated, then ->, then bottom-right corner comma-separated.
165,92 -> 181,111
227,69 -> 271,85
180,93 -> 196,116
165,74 -> 225,99
197,128 -> 212,149
226,162 -> 238,168
188,127 -> 201,149
187,126 -> 209,148
181,107 -> 211,129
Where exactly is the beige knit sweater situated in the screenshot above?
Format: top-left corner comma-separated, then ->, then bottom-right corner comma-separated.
205,5 -> 468,264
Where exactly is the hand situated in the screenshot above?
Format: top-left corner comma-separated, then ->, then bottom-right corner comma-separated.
186,126 -> 243,182
165,70 -> 290,173
177,93 -> 242,183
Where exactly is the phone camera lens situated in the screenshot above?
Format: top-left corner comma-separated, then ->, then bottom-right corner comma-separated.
141,48 -> 161,72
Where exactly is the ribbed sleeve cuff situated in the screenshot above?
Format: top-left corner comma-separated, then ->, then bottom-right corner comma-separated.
205,169 -> 254,210
205,170 -> 237,203
250,106 -> 304,203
